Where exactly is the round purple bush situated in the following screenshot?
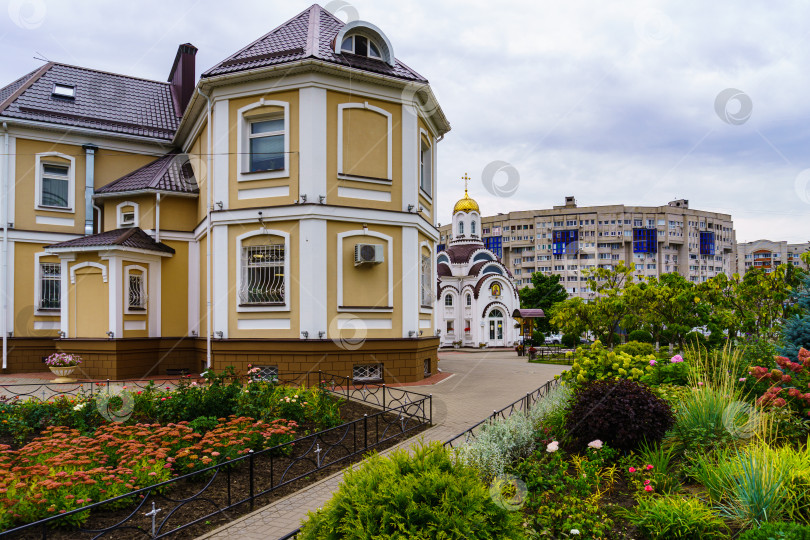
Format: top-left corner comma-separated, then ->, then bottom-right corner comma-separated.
564,378 -> 673,453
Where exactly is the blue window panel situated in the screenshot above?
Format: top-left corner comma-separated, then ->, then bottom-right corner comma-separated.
552,230 -> 578,254
484,236 -> 502,258
436,243 -> 446,253
699,232 -> 715,255
633,228 -> 657,253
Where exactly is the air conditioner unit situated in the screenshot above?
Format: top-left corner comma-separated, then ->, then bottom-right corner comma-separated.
354,243 -> 384,266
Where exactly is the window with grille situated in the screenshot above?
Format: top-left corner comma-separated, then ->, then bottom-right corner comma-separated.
353,363 -> 383,382
240,244 -> 285,305
39,263 -> 60,310
128,274 -> 146,310
444,294 -> 453,306
420,254 -> 432,307
252,365 -> 278,382
424,358 -> 431,377
41,163 -> 70,208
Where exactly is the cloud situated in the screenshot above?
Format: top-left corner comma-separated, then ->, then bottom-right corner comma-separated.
1,0 -> 808,242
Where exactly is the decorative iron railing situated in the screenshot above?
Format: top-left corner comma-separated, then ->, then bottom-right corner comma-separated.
0,372 -> 432,539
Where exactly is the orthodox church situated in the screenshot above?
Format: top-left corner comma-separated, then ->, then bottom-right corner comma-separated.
436,178 -> 519,347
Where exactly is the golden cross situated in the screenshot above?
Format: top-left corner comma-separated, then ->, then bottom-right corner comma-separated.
461,173 -> 470,194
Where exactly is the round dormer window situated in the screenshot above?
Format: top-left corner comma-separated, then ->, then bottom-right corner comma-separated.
341,35 -> 383,60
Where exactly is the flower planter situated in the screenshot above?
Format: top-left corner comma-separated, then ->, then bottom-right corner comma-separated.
49,366 -> 77,383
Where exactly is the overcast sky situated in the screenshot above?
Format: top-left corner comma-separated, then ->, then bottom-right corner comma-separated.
2,0 -> 809,243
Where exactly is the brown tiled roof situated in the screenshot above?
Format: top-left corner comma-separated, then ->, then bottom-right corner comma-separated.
46,228 -> 175,254
512,308 -> 545,318
203,4 -> 427,82
0,63 -> 179,140
437,262 -> 452,277
96,152 -> 198,195
443,242 -> 486,264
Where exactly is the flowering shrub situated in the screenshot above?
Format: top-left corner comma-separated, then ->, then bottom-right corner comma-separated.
0,417 -> 297,529
564,378 -> 674,453
559,340 -> 655,385
641,354 -> 691,386
748,348 -> 810,415
44,353 -> 82,368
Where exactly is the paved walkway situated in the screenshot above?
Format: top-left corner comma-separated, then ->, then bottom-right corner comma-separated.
197,350 -> 567,540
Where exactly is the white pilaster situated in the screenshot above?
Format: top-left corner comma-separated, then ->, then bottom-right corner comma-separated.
401,104 -> 418,212
107,257 -> 123,338
401,226 -> 419,337
149,260 -> 161,337
4,240 -> 13,335
212,225 -> 229,338
7,136 -> 15,226
298,218 -> 327,337
299,87 -> 327,201
59,256 -> 72,336
188,240 -> 200,336
212,99 -> 230,209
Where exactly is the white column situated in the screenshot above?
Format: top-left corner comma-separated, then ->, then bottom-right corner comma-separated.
299,87 -> 327,201
299,218 -> 327,338
107,256 -> 123,338
401,104 -> 418,212
401,226 -> 419,337
212,225 -> 229,338
188,240 -> 200,336
4,240 -> 13,336
149,260 -> 161,337
59,256 -> 72,336
212,99 -> 229,208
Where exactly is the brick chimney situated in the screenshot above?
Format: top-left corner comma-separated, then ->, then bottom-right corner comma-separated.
168,43 -> 198,116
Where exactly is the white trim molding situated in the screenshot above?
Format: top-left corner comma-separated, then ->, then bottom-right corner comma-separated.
35,215 -> 75,227
235,228 -> 291,313
237,318 -> 291,330
34,152 -> 76,213
69,261 -> 107,284
237,186 -> 290,200
337,229 -> 393,310
337,186 -> 391,202
337,102 -> 392,182
236,99 -> 290,182
116,201 -> 140,228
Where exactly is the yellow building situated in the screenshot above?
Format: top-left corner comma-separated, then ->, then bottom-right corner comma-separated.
0,5 -> 449,381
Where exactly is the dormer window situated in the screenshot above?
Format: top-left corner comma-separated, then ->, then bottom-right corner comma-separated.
340,35 -> 383,60
121,212 -> 135,227
52,84 -> 75,99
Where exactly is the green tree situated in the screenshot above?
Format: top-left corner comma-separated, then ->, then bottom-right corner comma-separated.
551,263 -> 634,349
778,254 -> 810,360
518,272 -> 568,334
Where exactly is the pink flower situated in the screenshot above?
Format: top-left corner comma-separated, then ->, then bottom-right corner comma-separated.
646,464 -> 653,470
587,439 -> 603,449
546,441 -> 559,453
645,485 -> 653,492
644,480 -> 651,485
628,467 -> 636,473
161,398 -> 166,401
739,377 -> 747,382
698,382 -> 704,386
649,359 -> 656,366
671,355 -> 684,363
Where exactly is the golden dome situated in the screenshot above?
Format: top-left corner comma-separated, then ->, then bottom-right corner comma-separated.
453,189 -> 480,214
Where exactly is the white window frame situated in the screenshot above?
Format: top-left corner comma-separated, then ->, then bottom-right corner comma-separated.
418,129 -> 433,199
337,102 -> 392,183
340,35 -> 384,60
35,152 -> 75,213
124,265 -> 148,314
34,252 -> 61,315
237,100 -> 290,182
235,229 -> 291,313
444,294 -> 453,306
116,201 -> 139,228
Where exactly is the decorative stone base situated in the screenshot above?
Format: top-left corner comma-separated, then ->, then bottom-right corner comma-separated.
2,337 -> 439,383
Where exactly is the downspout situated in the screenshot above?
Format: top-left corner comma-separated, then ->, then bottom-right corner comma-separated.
155,193 -> 161,243
2,122 -> 8,369
197,87 -> 213,370
82,144 -> 97,235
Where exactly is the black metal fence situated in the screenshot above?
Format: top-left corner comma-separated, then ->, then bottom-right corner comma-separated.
0,372 -> 432,539
0,377 -> 193,403
278,377 -> 562,539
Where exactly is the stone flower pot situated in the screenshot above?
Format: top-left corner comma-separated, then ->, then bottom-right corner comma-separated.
49,366 -> 78,383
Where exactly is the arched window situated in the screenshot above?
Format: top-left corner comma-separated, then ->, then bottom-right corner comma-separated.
341,35 -> 383,60
466,294 -> 472,306
437,254 -> 450,265
459,221 -> 464,235
482,264 -> 503,275
473,252 -> 495,263
489,309 -> 504,318
471,220 -> 477,235
444,294 -> 453,306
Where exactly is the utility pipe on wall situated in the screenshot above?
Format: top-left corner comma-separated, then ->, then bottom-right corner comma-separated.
82,144 -> 97,235
155,193 -> 161,243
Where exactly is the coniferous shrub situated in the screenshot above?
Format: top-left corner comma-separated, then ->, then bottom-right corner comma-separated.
298,441 -> 524,539
564,378 -> 674,453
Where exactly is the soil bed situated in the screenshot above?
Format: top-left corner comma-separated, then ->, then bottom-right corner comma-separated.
4,399 -> 430,539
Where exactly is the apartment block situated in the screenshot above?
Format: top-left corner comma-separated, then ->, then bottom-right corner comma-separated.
735,240 -> 810,275
438,197 -> 736,297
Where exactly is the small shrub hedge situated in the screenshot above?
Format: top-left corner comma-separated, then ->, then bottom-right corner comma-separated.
559,340 -> 655,385
561,333 -> 580,348
614,340 -> 656,357
298,441 -> 524,539
565,378 -> 674,453
628,329 -> 654,343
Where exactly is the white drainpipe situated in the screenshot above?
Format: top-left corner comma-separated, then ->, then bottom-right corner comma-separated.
197,87 -> 213,370
2,122 -> 8,369
82,144 -> 97,235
